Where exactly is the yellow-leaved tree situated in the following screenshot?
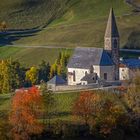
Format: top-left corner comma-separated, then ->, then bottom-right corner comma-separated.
26,66 -> 38,85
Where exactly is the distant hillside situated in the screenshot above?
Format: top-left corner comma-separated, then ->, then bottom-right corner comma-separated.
0,0 -> 69,29
0,0 -> 140,49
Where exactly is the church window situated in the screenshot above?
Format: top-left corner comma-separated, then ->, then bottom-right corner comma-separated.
104,73 -> 107,80
73,71 -> 76,82
90,66 -> 94,73
85,71 -> 88,75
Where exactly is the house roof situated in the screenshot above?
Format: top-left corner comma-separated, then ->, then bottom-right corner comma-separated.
67,47 -> 113,69
105,8 -> 119,38
81,73 -> 97,83
47,75 -> 66,85
120,59 -> 140,69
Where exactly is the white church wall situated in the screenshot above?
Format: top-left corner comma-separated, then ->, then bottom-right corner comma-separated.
93,65 -> 100,78
100,66 -> 114,81
67,68 -> 89,85
119,67 -> 129,80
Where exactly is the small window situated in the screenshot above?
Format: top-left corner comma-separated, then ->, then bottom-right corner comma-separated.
123,76 -> 125,79
73,71 -> 76,82
85,71 -> 88,75
90,66 -> 94,74
104,73 -> 107,80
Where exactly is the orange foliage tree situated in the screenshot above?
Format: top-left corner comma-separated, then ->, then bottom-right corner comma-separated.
9,87 -> 43,140
99,99 -> 125,136
73,91 -> 101,125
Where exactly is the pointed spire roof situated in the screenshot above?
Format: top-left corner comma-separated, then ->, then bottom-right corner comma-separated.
105,8 -> 119,38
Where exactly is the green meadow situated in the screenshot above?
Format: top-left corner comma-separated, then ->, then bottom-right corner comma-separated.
0,0 -> 140,48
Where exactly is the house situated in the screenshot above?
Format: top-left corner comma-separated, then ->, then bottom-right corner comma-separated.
67,8 -> 120,85
119,58 -> 140,80
47,75 -> 66,90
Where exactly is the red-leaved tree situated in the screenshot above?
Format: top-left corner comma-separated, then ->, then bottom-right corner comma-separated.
73,91 -> 101,125
9,87 -> 43,140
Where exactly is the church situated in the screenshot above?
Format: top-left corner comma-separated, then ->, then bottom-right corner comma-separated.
67,8 -> 120,85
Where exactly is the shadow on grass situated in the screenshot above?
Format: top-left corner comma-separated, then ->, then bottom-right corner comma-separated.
0,110 -> 9,119
0,96 -> 10,106
0,26 -> 42,46
48,111 -> 71,119
123,31 -> 140,49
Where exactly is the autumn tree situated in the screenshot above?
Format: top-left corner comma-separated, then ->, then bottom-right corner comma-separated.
0,59 -> 22,93
0,60 -> 11,93
124,71 -> 140,115
40,81 -> 56,126
26,66 -> 38,85
98,99 -> 125,136
0,21 -> 7,32
50,51 -> 70,79
50,63 -> 57,79
9,87 -> 43,140
38,60 -> 50,83
73,91 -> 101,125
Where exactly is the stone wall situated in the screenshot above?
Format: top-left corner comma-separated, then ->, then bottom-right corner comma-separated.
51,83 -> 98,92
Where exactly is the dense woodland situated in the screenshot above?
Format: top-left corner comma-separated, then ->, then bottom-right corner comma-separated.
0,51 -> 70,94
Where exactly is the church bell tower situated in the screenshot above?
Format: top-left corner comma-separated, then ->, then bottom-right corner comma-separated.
104,8 -> 120,80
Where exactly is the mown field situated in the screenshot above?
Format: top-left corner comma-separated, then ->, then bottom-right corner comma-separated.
0,0 -> 140,48
0,90 -> 121,122
0,46 -> 73,67
0,92 -> 80,121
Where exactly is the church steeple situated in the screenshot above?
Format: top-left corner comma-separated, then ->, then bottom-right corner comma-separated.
104,8 -> 120,80
105,8 -> 119,38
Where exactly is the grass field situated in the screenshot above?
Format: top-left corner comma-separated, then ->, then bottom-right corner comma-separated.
0,90 -> 123,120
0,92 -> 80,121
0,0 -> 140,48
0,46 -> 73,67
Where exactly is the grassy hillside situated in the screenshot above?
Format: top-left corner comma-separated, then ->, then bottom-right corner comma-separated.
0,47 -> 73,67
0,0 -> 69,29
0,0 -> 140,48
0,0 -> 140,64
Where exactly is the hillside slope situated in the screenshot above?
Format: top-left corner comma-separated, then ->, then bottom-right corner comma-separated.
0,0 -> 69,29
0,0 -> 140,49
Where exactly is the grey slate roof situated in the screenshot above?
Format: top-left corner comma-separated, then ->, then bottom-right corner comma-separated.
105,8 -> 119,38
81,73 -> 97,83
47,75 -> 66,85
67,47 -> 113,69
121,59 -> 140,69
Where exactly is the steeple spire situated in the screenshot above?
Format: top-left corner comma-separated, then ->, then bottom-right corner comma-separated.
105,8 -> 119,38
104,8 -> 120,80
